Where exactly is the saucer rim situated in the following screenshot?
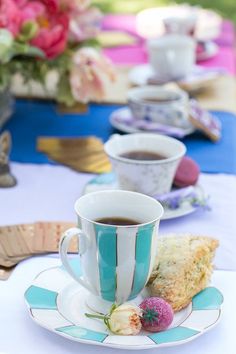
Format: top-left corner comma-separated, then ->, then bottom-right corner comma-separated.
110,107 -> 195,137
128,64 -> 221,88
24,264 -> 223,350
83,173 -> 206,221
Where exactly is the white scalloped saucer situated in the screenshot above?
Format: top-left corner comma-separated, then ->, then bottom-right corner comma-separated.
25,261 -> 223,350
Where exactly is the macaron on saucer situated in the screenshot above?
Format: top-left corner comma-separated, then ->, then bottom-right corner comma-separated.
83,158 -> 208,221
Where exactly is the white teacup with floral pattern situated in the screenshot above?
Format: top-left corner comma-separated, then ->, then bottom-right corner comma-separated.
127,85 -> 190,129
104,133 -> 186,196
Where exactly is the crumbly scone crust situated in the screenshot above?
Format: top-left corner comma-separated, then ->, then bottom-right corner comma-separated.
147,235 -> 219,312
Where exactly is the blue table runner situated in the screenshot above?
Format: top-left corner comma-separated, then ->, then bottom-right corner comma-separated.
3,99 -> 236,174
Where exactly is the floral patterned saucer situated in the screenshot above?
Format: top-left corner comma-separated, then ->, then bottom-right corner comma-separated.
24,260 -> 223,350
128,64 -> 225,91
109,107 -> 195,138
83,173 -> 209,220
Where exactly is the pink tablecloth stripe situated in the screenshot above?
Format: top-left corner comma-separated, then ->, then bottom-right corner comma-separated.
215,20 -> 236,46
103,45 -> 236,73
103,45 -> 148,64
102,15 -> 236,75
201,47 -> 236,74
102,14 -> 139,37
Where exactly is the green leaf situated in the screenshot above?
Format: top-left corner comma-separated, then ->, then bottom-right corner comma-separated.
0,64 -> 11,90
85,313 -> 105,320
104,316 -> 111,330
17,21 -> 39,42
109,303 -> 118,315
142,308 -> 159,324
56,73 -> 76,107
0,29 -> 14,63
12,42 -> 45,58
25,45 -> 45,58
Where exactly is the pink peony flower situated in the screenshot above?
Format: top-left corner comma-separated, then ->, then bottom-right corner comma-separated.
0,0 -> 22,36
30,12 -> 69,58
20,2 -> 45,23
41,0 -> 59,13
69,7 -> 102,42
0,0 -> 103,59
31,26 -> 67,59
20,0 -> 69,59
70,47 -> 115,103
0,0 -> 69,58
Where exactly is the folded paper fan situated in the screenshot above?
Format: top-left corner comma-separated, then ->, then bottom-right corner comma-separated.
37,136 -> 112,173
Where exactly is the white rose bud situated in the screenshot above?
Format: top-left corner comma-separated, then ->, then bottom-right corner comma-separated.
108,303 -> 142,335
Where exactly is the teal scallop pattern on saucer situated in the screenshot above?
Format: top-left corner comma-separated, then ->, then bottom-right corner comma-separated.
24,264 -> 224,350
56,325 -> 107,342
192,287 -> 223,310
89,172 -> 116,185
25,286 -> 57,310
149,327 -> 199,344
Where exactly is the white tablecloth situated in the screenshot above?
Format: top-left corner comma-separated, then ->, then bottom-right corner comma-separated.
1,163 -> 236,270
0,256 -> 235,354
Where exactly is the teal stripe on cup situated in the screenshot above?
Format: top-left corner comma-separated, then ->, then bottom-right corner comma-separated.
129,223 -> 154,300
95,224 -> 117,301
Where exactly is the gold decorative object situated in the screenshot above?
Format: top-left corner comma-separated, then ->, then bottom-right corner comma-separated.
37,136 -> 112,173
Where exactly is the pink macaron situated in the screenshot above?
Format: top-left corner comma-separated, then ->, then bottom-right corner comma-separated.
174,156 -> 200,187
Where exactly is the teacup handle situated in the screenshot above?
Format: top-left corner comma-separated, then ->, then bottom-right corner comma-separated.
59,228 -> 95,294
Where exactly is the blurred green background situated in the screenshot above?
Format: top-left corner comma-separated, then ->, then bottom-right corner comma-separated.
92,0 -> 236,24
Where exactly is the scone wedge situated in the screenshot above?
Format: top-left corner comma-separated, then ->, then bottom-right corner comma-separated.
147,235 -> 219,312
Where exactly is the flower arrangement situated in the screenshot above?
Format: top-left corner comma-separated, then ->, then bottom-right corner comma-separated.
0,0 -> 115,105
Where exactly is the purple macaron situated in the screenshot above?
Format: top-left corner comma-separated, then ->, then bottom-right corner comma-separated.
174,156 -> 200,187
139,297 -> 174,332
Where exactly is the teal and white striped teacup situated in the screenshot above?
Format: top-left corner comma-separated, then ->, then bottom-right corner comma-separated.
59,190 -> 163,312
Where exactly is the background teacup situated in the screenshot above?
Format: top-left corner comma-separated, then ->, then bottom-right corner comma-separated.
104,133 -> 186,196
60,190 -> 163,312
147,34 -> 196,81
163,13 -> 198,36
127,85 -> 190,129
